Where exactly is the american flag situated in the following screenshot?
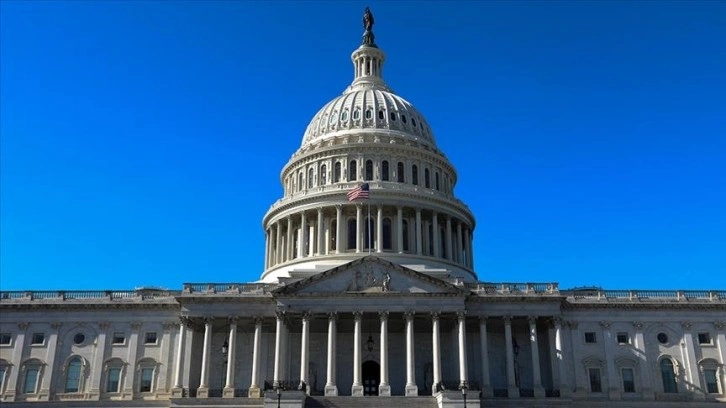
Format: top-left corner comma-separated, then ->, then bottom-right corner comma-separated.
347,183 -> 370,201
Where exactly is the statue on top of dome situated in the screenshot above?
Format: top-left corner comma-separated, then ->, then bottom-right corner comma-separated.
362,7 -> 376,46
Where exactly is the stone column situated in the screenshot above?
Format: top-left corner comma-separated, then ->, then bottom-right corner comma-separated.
264,229 -> 269,269
415,208 -> 423,255
197,319 -> 212,398
456,222 -> 463,263
479,316 -> 492,397
356,204 -> 363,253
317,208 -> 324,255
600,321 -> 620,400
432,212 -> 440,258
504,316 -> 519,398
275,221 -> 282,264
445,216 -> 453,260
432,312 -> 442,394
405,312 -> 418,396
457,311 -> 468,387
335,205 -> 343,254
464,228 -> 472,267
397,206 -> 404,253
249,318 -> 263,398
681,322 -> 704,399
171,319 -> 187,397
352,311 -> 364,396
286,215 -> 293,262
553,318 -> 571,398
379,311 -> 391,396
325,313 -> 338,396
38,323 -> 60,399
299,313 -> 311,393
376,205 -> 383,252
123,322 -> 140,399
89,322 -> 108,399
300,212 -> 307,258
529,317 -> 545,397
223,318 -> 238,398
273,312 -> 284,386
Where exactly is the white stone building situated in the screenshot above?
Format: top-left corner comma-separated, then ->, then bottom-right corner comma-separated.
1,9 -> 724,408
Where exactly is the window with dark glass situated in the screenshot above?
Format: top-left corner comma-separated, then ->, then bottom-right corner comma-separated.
112,332 -> 125,345
401,114 -> 407,124
353,109 -> 361,120
349,160 -> 357,181
397,162 -> 405,183
106,367 -> 121,393
330,220 -> 337,250
412,165 -> 418,185
402,220 -> 409,252
73,333 -> 85,345
364,217 -> 373,250
65,357 -> 82,393
660,359 -> 678,393
320,164 -> 327,185
0,333 -> 10,345
705,368 -> 719,393
424,168 -> 430,188
381,161 -> 389,181
298,172 -> 303,191
139,368 -> 153,392
589,368 -> 602,392
622,368 -> 635,393
584,332 -> 596,343
412,117 -> 417,127
616,332 -> 629,344
31,333 -> 45,345
365,160 -> 373,181
23,367 -> 39,394
144,332 -> 157,345
308,168 -> 314,188
390,112 -> 396,121
382,218 -> 392,250
334,162 -> 341,183
365,109 -> 372,119
657,333 -> 668,344
698,333 -> 712,345
347,219 -> 357,250
435,172 -> 440,190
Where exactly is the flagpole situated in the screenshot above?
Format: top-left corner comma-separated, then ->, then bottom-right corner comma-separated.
367,200 -> 371,255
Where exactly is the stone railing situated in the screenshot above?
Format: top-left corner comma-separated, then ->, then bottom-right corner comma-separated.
565,289 -> 725,302
181,283 -> 278,295
0,288 -> 179,302
468,282 -> 560,296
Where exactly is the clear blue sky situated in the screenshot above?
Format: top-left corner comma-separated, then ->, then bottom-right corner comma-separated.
1,1 -> 724,291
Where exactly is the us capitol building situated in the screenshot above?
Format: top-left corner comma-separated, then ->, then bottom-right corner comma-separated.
1,9 -> 724,408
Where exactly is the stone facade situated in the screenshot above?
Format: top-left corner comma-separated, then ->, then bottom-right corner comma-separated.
1,9 -> 724,408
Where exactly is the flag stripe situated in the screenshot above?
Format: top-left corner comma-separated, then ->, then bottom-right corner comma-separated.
347,183 -> 370,201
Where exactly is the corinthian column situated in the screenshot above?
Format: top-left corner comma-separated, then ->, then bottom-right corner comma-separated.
299,313 -> 311,394
528,316 -> 545,398
457,311 -> 468,387
249,318 -> 263,398
223,317 -> 238,398
351,311 -> 364,396
405,312 -> 418,396
379,311 -> 391,396
431,312 -> 442,394
325,313 -> 338,396
198,318 -> 212,398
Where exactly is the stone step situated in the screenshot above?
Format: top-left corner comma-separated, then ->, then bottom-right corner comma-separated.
305,396 -> 438,408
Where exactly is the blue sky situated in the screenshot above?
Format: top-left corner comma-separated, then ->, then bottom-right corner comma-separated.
1,1 -> 724,291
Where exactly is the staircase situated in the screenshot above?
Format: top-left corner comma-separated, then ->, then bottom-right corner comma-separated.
305,396 -> 438,408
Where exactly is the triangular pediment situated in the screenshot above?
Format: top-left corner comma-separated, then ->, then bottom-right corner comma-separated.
273,256 -> 468,296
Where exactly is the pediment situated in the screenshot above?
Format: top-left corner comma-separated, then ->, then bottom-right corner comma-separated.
273,256 -> 467,297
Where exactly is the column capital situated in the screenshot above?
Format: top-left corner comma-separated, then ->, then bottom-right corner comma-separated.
379,311 -> 389,320
353,311 -> 363,319
253,316 -> 264,325
431,311 -> 441,321
227,316 -> 240,324
632,321 -> 644,330
51,322 -> 63,330
681,322 -> 693,330
404,311 -> 415,320
566,320 -> 579,329
327,312 -> 337,321
457,310 -> 467,320
528,316 -> 538,325
99,321 -> 110,330
599,321 -> 611,329
317,207 -> 323,214
503,315 -> 513,324
202,317 -> 214,325
301,311 -> 312,321
551,317 -> 563,327
275,310 -> 286,320
479,315 -> 488,324
180,315 -> 194,328
18,322 -> 29,330
130,322 -> 142,331
714,322 -> 725,330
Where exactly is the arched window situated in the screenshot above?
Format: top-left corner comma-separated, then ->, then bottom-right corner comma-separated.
381,161 -> 389,181
435,172 -> 440,190
298,172 -> 303,192
402,220 -> 410,252
334,162 -> 341,183
397,162 -> 405,183
700,358 -> 722,394
425,168 -> 431,188
307,168 -> 314,189
137,359 -> 157,393
347,219 -> 357,250
365,109 -> 372,119
383,218 -> 392,250
349,160 -> 357,181
660,358 -> 678,393
378,110 -> 384,120
412,165 -> 418,186
0,359 -> 10,395
365,160 -> 373,181
64,356 -> 83,393
320,164 -> 327,185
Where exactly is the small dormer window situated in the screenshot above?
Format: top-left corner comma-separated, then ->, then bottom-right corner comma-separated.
353,109 -> 361,120
365,109 -> 372,119
341,111 -> 349,122
411,118 -> 417,127
329,112 -> 338,124
378,110 -> 384,120
390,112 -> 396,121
401,114 -> 407,124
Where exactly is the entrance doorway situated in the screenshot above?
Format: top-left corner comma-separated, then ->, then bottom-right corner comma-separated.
362,360 -> 380,396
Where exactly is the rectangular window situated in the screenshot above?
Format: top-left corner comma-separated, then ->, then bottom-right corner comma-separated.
698,333 -> 712,345
112,332 -> 125,345
588,368 -> 602,392
31,333 -> 45,345
139,367 -> 153,392
106,367 -> 121,393
24,367 -> 39,394
584,332 -> 597,343
616,332 -> 629,344
704,369 -> 719,394
622,368 -> 635,392
144,332 -> 157,345
0,333 -> 11,345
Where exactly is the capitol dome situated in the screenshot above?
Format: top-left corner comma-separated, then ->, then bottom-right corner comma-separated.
260,11 -> 476,283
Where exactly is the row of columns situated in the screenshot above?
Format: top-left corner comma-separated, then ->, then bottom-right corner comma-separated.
173,314 -> 564,399
265,205 -> 474,269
